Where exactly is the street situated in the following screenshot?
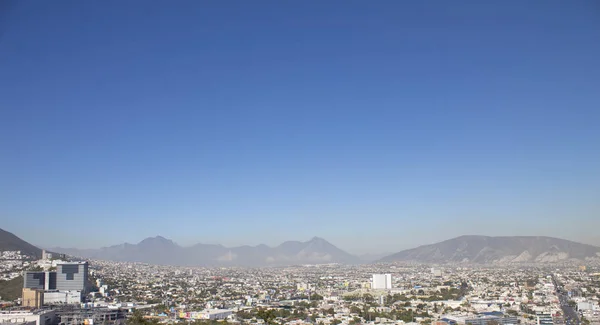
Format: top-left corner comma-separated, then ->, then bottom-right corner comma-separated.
553,275 -> 580,325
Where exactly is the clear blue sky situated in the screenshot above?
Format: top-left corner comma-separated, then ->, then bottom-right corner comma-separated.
1,1 -> 599,254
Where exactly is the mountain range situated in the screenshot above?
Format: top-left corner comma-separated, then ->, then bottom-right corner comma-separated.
50,236 -> 361,267
378,235 -> 600,264
2,227 -> 600,266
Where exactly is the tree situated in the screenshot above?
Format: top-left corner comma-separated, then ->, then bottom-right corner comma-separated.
126,310 -> 159,325
257,308 -> 276,325
311,293 -> 324,301
331,319 -> 342,325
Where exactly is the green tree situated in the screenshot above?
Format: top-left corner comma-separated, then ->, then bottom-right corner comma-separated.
257,308 -> 276,325
311,293 -> 324,300
349,317 -> 361,325
126,310 -> 160,325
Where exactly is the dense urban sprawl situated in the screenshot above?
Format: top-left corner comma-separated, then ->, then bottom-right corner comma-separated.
1,250 -> 599,325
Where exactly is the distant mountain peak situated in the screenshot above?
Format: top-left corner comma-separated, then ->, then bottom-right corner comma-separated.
138,235 -> 177,247
50,234 -> 360,267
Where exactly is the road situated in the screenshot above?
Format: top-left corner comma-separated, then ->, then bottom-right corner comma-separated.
552,275 -> 580,325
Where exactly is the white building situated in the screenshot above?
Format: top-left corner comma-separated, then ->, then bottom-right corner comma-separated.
202,309 -> 233,320
43,291 -> 82,305
0,310 -> 57,325
372,274 -> 392,290
578,301 -> 599,311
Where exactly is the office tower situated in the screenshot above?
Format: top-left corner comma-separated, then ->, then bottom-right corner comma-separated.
22,288 -> 44,308
45,272 -> 57,290
56,262 -> 88,292
23,272 -> 46,290
372,274 -> 392,289
23,271 -> 57,291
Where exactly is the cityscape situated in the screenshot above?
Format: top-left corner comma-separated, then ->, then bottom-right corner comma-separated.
1,1 -> 599,325
1,228 -> 599,325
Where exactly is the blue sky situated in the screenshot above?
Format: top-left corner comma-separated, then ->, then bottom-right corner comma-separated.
1,1 -> 599,254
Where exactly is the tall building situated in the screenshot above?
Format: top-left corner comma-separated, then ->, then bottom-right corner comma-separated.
22,288 -> 44,308
372,274 -> 392,289
23,271 -> 56,291
56,262 -> 88,292
22,261 -> 89,305
23,272 -> 46,290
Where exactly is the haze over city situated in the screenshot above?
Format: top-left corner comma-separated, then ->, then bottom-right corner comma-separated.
1,1 -> 599,254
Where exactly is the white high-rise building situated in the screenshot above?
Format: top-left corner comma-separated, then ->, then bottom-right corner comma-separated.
372,274 -> 392,289
431,268 -> 442,277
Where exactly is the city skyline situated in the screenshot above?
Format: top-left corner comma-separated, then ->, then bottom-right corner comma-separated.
1,1 -> 599,255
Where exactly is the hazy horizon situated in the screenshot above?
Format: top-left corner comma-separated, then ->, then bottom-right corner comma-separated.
2,1 -> 599,255
19,231 -> 600,256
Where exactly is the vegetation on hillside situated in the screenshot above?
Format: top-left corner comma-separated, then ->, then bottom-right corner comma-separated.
0,276 -> 23,301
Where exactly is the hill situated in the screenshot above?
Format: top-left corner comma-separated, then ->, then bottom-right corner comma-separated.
0,276 -> 23,302
379,235 -> 600,264
0,228 -> 42,258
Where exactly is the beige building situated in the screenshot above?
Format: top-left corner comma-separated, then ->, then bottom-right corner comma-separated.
22,288 -> 44,308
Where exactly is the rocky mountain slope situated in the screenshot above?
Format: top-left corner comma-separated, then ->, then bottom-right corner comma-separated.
379,235 -> 600,263
0,228 -> 42,258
